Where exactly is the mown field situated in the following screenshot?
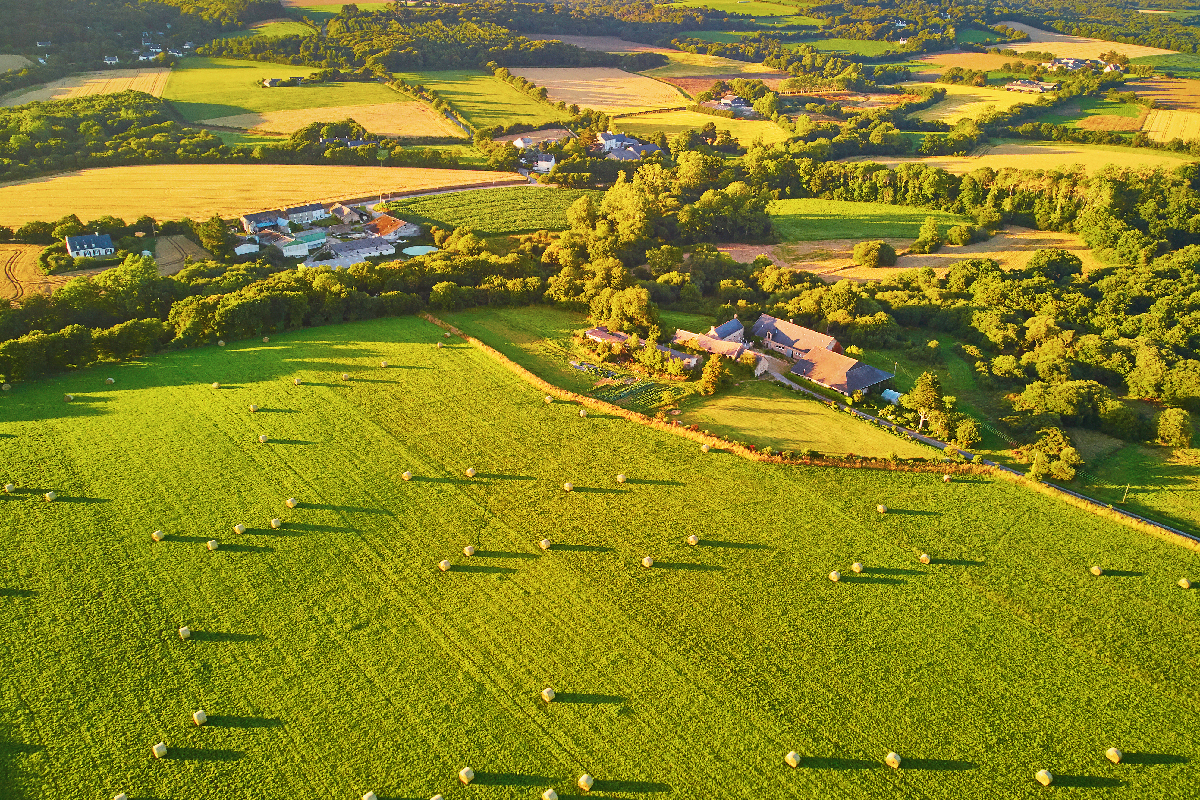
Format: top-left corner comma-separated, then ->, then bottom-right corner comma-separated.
1037,96 -> 1146,131
385,187 -> 602,235
1,68 -> 171,107
849,141 -> 1197,174
908,83 -> 1034,125
0,165 -> 521,226
997,21 -> 1176,60
789,38 -> 895,56
227,17 -> 315,37
508,68 -> 687,113
393,70 -> 570,129
2,314 -> 1200,800
1131,53 -> 1200,80
768,199 -> 969,241
617,110 -> 792,144
282,0 -> 393,23
667,0 -> 803,16
641,51 -> 785,80
1143,108 -> 1200,142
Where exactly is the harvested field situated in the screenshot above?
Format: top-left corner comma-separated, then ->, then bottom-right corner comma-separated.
998,21 -> 1175,59
228,17 -> 314,37
521,34 -> 673,53
912,51 -> 1029,74
1126,77 -> 1200,112
908,82 -> 1033,124
641,51 -> 784,79
1143,108 -> 1200,142
152,235 -> 214,276
843,141 -> 1196,174
508,67 -> 687,112
0,54 -> 32,71
1076,112 -> 1146,131
497,127 -> 574,147
200,101 -> 466,138
616,109 -> 792,144
660,74 -> 787,97
0,165 -> 521,226
1,67 -> 171,106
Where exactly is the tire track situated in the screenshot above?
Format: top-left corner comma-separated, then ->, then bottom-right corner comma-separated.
1,248 -> 25,301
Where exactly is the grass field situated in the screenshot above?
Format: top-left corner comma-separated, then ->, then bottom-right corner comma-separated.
908,83 -> 1034,124
1142,108 -> 1200,142
520,35 -> 673,54
507,68 -> 687,113
1038,96 -> 1146,131
394,70 -> 570,129
227,17 -> 315,37
282,0 -> 393,23
790,38 -> 895,56
0,165 -> 521,226
616,110 -> 792,144
668,0 -> 802,16
768,199 -> 970,241
1084,442 -> 1200,536
1131,53 -> 1200,80
641,51 -> 783,79
1,68 -> 171,107
998,21 -> 1175,59
385,187 -> 603,235
848,141 -> 1198,174
203,102 -> 466,138
3,314 -> 1200,799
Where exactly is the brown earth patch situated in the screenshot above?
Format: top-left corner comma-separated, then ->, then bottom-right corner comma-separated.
1077,112 -> 1147,132
0,244 -> 107,301
153,235 -> 214,276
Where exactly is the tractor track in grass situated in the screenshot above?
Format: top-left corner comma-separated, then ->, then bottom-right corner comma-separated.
2,248 -> 24,301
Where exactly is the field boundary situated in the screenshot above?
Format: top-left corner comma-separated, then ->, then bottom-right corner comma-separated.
423,311 -> 1200,553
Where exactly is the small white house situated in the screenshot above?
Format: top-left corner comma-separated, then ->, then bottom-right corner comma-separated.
234,237 -> 260,256
65,234 -> 115,258
103,56 -> 119,65
533,154 -> 556,174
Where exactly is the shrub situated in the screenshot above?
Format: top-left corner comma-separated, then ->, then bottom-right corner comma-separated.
1157,407 -> 1193,448
946,224 -> 982,246
852,240 -> 897,268
910,216 -> 944,254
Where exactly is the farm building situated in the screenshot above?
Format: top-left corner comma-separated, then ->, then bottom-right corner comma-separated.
258,230 -> 309,259
508,128 -> 574,149
328,237 -> 395,261
586,327 -> 701,369
751,314 -> 843,359
241,210 -> 288,233
1005,79 -> 1061,93
365,214 -> 420,241
103,56 -> 119,65
285,203 -> 329,225
708,317 -> 745,343
607,142 -> 660,162
788,348 -> 894,396
330,204 -> 369,224
233,237 -> 260,256
65,234 -> 115,258
293,229 -> 327,251
598,131 -> 641,152
672,330 -> 745,361
534,154 -> 557,174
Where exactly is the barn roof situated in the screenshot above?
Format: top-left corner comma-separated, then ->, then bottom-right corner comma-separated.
751,313 -> 838,352
789,349 -> 894,395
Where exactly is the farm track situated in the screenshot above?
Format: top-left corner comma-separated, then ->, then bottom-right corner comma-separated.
1,248 -> 24,301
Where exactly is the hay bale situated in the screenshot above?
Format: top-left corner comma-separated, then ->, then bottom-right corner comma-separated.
207,540 -> 219,551
2,483 -> 12,494
1180,578 -> 1192,590
192,710 -> 207,726
106,378 -> 115,385
541,687 -> 555,702
1,383 -> 9,391
44,491 -> 57,502
578,774 -> 594,791
1035,769 -> 1053,786
263,337 -> 269,343
285,497 -> 298,509
544,396 -> 553,404
701,444 -> 710,453
115,794 -> 128,800
233,523 -> 246,535
616,474 -> 626,483
458,767 -> 474,785
402,471 -> 413,481
270,518 -> 282,529
463,545 -> 475,557
829,571 -> 841,582
64,394 -> 73,402
942,474 -> 951,483
363,793 -> 378,800
1105,747 -> 1123,764
642,556 -> 654,568
851,562 -> 864,574
178,626 -> 191,640
249,404 -> 258,413
542,791 -> 558,800
151,530 -> 165,542
437,342 -> 444,349
686,534 -> 699,546
258,435 -> 268,444
465,467 -> 476,478
539,538 -> 552,550
919,553 -> 931,565
294,378 -> 302,386
211,382 -> 220,389
152,742 -> 168,759
784,751 -> 800,769
342,373 -> 350,381
877,505 -> 888,514
380,361 -> 388,368
438,560 -> 451,572
579,409 -> 587,418
885,752 -> 901,769
1090,565 -> 1104,577
563,482 -> 574,492
218,340 -> 225,347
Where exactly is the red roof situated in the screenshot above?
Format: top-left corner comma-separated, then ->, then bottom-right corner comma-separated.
365,214 -> 409,237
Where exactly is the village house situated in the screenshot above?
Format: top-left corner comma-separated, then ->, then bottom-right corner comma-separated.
708,317 -> 745,343
233,237 -> 260,257
607,142 -> 660,162
103,56 -> 119,65
752,314 -> 842,359
672,330 -> 745,361
365,214 -> 420,241
1004,79 -> 1061,93
327,237 -> 395,261
65,234 -> 115,259
585,327 -> 701,370
285,203 -> 329,225
241,210 -> 288,234
598,131 -> 641,152
330,203 -> 369,224
533,153 -> 557,173
787,347 -> 894,396
257,230 -> 309,259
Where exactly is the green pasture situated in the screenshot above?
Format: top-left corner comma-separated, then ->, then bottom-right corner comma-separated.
283,2 -> 394,24
790,38 -> 895,56
668,0 -> 802,17
2,314 -> 1200,800
212,130 -> 290,146
1037,96 -> 1144,127
955,27 -> 1003,45
768,199 -> 970,241
687,30 -> 754,43
616,110 -> 793,145
1078,441 -> 1200,537
386,187 -> 602,235
392,70 -> 570,129
1131,53 -> 1200,78
227,18 -> 315,38
163,57 -> 403,122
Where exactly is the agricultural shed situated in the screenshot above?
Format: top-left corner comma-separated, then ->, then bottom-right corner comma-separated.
788,348 -> 894,395
64,234 -> 114,258
327,236 -> 395,260
672,329 -> 745,360
365,214 -> 420,240
258,230 -> 308,259
586,326 -> 701,369
751,314 -> 843,359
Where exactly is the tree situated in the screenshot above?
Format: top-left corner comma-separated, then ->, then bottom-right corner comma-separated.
911,216 -> 944,253
1026,248 -> 1083,283
1028,450 -> 1050,481
588,286 -> 660,335
902,371 -> 944,431
852,240 -> 897,268
955,418 -> 982,449
1157,407 -> 1193,448
699,353 -> 727,395
197,215 -> 233,260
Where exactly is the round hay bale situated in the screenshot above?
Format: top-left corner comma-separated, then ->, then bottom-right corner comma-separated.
942,474 -> 951,483
463,545 -> 475,557
1090,565 -> 1104,577
285,497 -> 298,509
115,793 -> 128,800
192,710 -> 207,726
542,791 -> 558,800
3,483 -> 14,493
206,540 -> 219,551
438,560 -> 451,572
539,538 -> 552,550
341,373 -> 350,381
64,394 -> 73,402
380,361 -> 388,368
294,378 -> 302,386
1,383 -> 9,391
44,491 -> 57,502
270,518 -> 282,529
437,342 -> 444,349
211,382 -> 220,389
541,687 -> 555,703
465,467 -> 477,478
578,773 -> 594,791
1105,747 -> 1123,764
402,471 -> 413,481
641,556 -> 654,568
263,337 -> 269,343
178,626 -> 191,640
431,795 -> 443,800
851,562 -> 864,574
363,793 -> 378,800
877,504 -> 888,514
1035,769 -> 1053,787
919,553 -> 931,565
784,751 -> 801,769
579,409 -> 587,418
686,534 -> 699,546
885,752 -> 901,769
105,377 -> 115,385
1180,578 -> 1192,590
152,742 -> 168,759
544,396 -> 553,404
701,444 -> 710,453
563,482 -> 574,492
249,404 -> 258,413
458,767 -> 474,785
829,571 -> 841,582
616,473 -> 627,483
233,523 -> 246,535
217,340 -> 225,347
444,332 -> 450,338
258,435 -> 268,444
151,530 -> 166,542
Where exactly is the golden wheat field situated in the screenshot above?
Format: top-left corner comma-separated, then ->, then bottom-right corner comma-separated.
508,67 -> 688,112
0,54 -> 32,71
909,82 -> 1033,124
1,67 -> 172,106
998,21 -> 1175,59
1142,108 -> 1200,142
200,101 -> 467,138
1127,77 -> 1200,113
844,141 -> 1196,174
0,165 -> 522,225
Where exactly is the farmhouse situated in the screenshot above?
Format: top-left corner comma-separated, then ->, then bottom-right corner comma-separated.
258,230 -> 309,259
365,214 -> 420,240
672,330 -> 745,361
719,94 -> 748,108
1005,79 -> 1061,93
103,56 -> 119,65
65,234 -> 115,258
607,142 -> 660,162
586,327 -> 701,369
534,154 -> 557,174
752,314 -> 842,359
241,210 -> 288,233
598,131 -> 640,152
328,237 -> 395,260
330,203 -> 369,224
507,128 -> 574,149
285,203 -> 329,225
788,347 -> 894,396
708,317 -> 745,343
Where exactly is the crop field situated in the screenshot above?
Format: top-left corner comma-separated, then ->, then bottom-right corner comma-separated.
0,164 -> 521,226
616,110 -> 792,144
152,235 -> 215,277
385,187 -> 603,235
667,0 -> 803,16
911,51 -> 1029,74
1142,108 -> 1200,142
0,244 -> 94,302
847,141 -> 1198,174
768,199 -> 970,241
0,54 -> 32,71
1126,77 -> 1200,112
507,68 -> 688,113
1038,97 -> 1147,131
789,38 -> 895,56
908,82 -> 1033,124
282,0 -> 393,23
393,70 -> 570,129
641,51 -> 786,79
228,17 -> 315,38
202,101 -> 466,138
3,314 -> 1200,799
1,68 -> 171,107
520,35 -> 673,54
997,21 -> 1175,59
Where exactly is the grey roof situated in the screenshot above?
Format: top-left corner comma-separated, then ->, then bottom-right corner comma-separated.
328,236 -> 393,257
65,234 -> 113,251
788,349 -> 894,395
242,210 -> 284,224
711,318 -> 743,339
285,203 -> 325,215
751,313 -> 838,352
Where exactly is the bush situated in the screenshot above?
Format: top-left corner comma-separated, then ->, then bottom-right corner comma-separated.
910,216 -> 944,254
852,240 -> 897,268
946,224 -> 982,246
1157,407 -> 1193,448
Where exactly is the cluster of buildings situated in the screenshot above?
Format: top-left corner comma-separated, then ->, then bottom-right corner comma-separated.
236,203 -> 420,264
104,32 -> 188,65
704,94 -> 759,118
1041,58 -> 1124,73
598,131 -> 661,162
1004,79 -> 1062,93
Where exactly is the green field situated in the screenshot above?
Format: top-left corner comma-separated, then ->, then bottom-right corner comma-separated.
283,2 -> 394,24
164,57 -> 404,122
668,0 -> 802,16
1072,437 -> 1200,538
616,110 -> 792,145
680,380 -> 933,457
955,27 -> 1004,45
1037,96 -> 1144,128
3,314 -> 1200,799
386,187 -> 603,235
393,70 -> 570,129
790,38 -> 895,56
769,199 -> 971,241
227,18 -> 315,38
1130,53 -> 1200,79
